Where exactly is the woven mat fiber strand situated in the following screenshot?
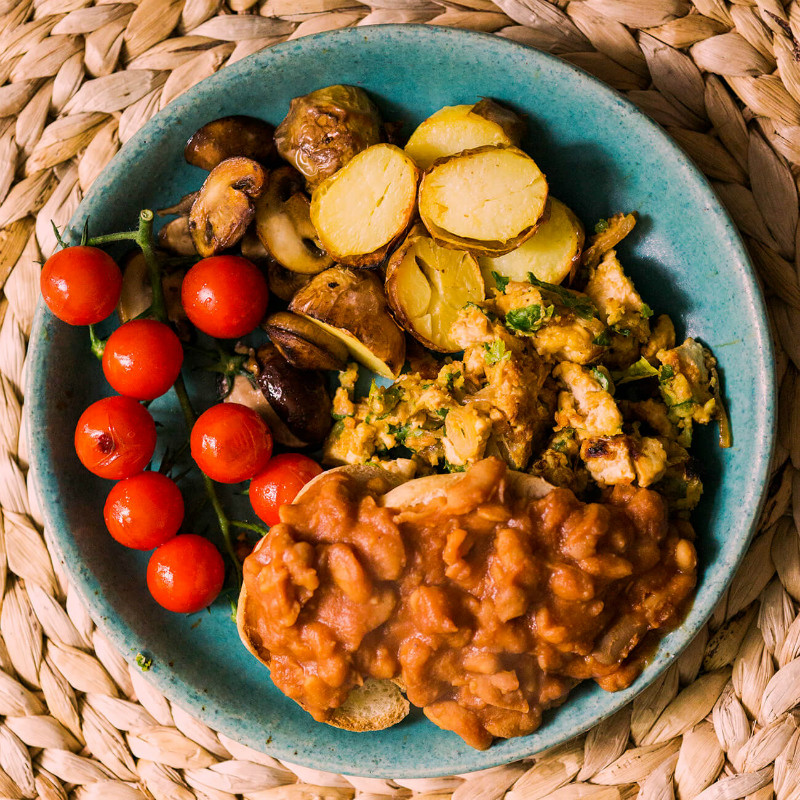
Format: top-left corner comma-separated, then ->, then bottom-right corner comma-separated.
1,0 -> 799,798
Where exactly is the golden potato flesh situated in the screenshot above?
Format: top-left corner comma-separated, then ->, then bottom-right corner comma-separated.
480,198 -> 585,289
404,100 -> 523,170
310,144 -> 418,268
386,229 -> 484,352
418,145 -> 548,255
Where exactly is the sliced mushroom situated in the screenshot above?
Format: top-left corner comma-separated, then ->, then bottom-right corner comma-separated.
157,217 -> 197,256
185,116 -> 276,171
255,167 -> 333,275
117,251 -> 189,336
265,311 -> 348,371
266,260 -> 312,302
257,343 -> 332,445
188,156 -> 267,258
157,191 -> 199,217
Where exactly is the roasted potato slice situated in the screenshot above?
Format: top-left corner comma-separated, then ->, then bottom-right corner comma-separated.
275,85 -> 383,191
265,311 -> 348,371
289,266 -> 406,379
385,226 -> 484,353
310,144 -> 418,269
404,99 -> 524,170
157,216 -> 196,256
188,156 -> 267,257
480,198 -> 584,289
418,145 -> 548,256
185,115 -> 275,171
255,166 -> 333,275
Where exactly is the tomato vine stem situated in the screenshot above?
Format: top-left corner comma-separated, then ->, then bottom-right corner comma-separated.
91,210 -> 243,587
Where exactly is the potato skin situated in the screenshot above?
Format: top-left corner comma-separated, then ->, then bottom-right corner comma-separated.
275,85 -> 382,191
185,116 -> 276,171
290,267 -> 406,379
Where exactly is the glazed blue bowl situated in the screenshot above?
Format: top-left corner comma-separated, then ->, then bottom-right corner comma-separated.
27,25 -> 774,777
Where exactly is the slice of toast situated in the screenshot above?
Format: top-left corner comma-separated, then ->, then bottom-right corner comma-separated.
237,461 -> 552,733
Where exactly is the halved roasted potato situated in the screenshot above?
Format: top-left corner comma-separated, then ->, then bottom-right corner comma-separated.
404,99 -> 524,170
418,145 -> 548,256
188,156 -> 267,257
265,311 -> 348,371
310,144 -> 418,268
479,198 -> 584,289
185,115 -> 275,171
274,85 -> 383,191
255,167 -> 333,275
385,226 -> 484,353
289,266 -> 406,379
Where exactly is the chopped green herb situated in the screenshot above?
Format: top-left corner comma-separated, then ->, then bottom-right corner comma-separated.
551,428 -> 575,453
505,303 -> 555,333
613,326 -> 631,337
527,273 -> 598,320
330,419 -> 345,437
483,340 -> 511,365
615,356 -> 659,385
659,365 -> 675,382
491,271 -> 510,292
443,369 -> 462,391
590,367 -> 612,393
593,330 -> 612,347
135,653 -> 152,672
387,422 -> 412,443
443,460 -> 467,473
332,412 -> 347,421
435,408 -> 450,419
229,598 -> 237,622
465,301 -> 498,322
669,399 -> 697,414
594,218 -> 609,234
640,303 -> 653,319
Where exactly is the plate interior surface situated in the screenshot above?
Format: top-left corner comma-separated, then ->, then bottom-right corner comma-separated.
27,25 -> 775,777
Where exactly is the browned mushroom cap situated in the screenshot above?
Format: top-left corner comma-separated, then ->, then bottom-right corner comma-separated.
255,166 -> 333,275
255,343 -> 332,446
185,116 -> 276,171
265,311 -> 348,371
157,191 -> 199,217
188,156 -> 267,258
157,217 -> 197,256
266,260 -> 312,302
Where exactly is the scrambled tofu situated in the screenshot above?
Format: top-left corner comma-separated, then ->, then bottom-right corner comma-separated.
322,209 -> 726,511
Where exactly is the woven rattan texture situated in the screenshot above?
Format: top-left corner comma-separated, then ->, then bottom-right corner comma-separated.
1,1 -> 799,797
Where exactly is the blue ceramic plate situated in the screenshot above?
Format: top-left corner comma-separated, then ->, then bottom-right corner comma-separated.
27,25 -> 774,778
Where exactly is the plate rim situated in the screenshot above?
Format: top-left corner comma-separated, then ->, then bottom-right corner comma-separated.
26,23 -> 776,777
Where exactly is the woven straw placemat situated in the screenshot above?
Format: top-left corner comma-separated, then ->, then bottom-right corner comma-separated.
1,1 -> 798,798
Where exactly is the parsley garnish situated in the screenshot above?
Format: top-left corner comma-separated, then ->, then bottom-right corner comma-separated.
465,301 -> 498,322
505,303 -> 555,333
593,330 -> 611,347
443,460 -> 466,473
435,408 -> 449,419
594,219 -> 609,234
527,273 -> 598,320
641,303 -> 653,319
483,340 -> 510,365
615,357 -> 659,385
590,367 -> 612,393
491,271 -> 510,292
659,365 -> 675,382
387,422 -> 412,443
135,653 -> 152,672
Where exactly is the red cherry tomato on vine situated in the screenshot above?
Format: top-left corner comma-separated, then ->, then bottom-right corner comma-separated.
250,454 -> 323,527
180,256 -> 268,339
101,319 -> 184,400
74,396 -> 157,480
147,534 -> 225,613
190,402 -> 273,484
104,472 -> 184,550
40,246 -> 122,326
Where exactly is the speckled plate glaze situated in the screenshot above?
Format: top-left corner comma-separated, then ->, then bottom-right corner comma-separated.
27,25 -> 775,778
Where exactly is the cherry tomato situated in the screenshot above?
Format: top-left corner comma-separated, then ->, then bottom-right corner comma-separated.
40,246 -> 123,326
180,256 -> 268,339
147,534 -> 225,613
190,402 -> 273,483
104,472 -> 184,550
250,454 -> 323,527
74,396 -> 157,480
102,319 -> 184,400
